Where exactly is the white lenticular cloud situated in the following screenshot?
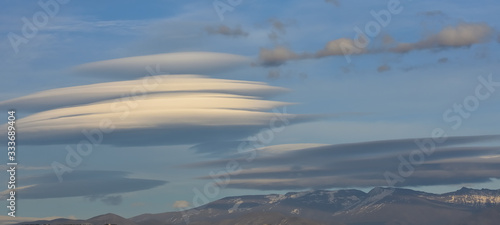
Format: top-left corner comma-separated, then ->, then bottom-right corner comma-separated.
73,52 -> 251,78
0,75 -> 288,112
0,75 -> 311,147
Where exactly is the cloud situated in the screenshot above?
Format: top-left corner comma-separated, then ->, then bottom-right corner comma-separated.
206,25 -> 248,37
270,19 -> 287,33
173,200 -> 190,209
2,170 -> 166,201
315,38 -> 363,58
377,64 -> 391,73
86,194 -> 123,206
390,23 -> 493,53
0,74 -> 287,112
193,135 -> 500,190
267,69 -> 281,79
256,23 -> 494,67
419,10 -> 445,17
258,46 -> 304,66
324,0 -> 340,7
100,195 -> 123,206
268,18 -> 290,42
0,75 -> 321,147
73,52 -> 251,79
438,57 -> 448,63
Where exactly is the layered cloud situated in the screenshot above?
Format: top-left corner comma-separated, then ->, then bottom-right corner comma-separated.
73,52 -> 251,79
257,23 -> 495,66
194,135 -> 500,190
0,75 -> 287,112
0,75 -> 318,147
1,171 -> 166,204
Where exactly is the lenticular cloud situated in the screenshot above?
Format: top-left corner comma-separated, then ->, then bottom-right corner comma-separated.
0,74 -> 303,146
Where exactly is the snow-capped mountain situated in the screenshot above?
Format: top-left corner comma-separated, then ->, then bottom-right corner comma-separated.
15,187 -> 500,225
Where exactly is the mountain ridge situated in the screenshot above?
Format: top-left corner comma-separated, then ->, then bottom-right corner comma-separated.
13,187 -> 500,225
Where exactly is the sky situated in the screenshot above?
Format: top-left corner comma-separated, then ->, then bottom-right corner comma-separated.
0,0 -> 500,221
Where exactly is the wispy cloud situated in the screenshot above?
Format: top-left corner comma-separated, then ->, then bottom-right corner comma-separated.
324,0 -> 341,7
206,25 -> 248,37
73,52 -> 251,79
377,64 -> 391,73
2,171 -> 166,202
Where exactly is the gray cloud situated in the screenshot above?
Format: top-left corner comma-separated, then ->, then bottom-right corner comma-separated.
324,0 -> 340,7
267,69 -> 281,79
3,171 -> 166,201
390,23 -> 493,53
101,195 -> 123,206
206,25 -> 248,37
377,64 -> 391,73
419,10 -> 445,17
193,135 -> 500,190
270,19 -> 286,34
258,46 -> 304,67
73,52 -> 251,79
268,19 -> 290,42
257,23 -> 494,67
438,57 -> 448,63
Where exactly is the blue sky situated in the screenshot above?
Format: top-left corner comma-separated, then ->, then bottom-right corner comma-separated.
1,0 -> 500,221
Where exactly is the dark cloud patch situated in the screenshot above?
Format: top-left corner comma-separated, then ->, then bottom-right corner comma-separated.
6,170 -> 167,201
189,141 -> 246,157
193,135 -> 500,190
438,57 -> 448,63
324,0 -> 340,7
377,64 -> 391,73
419,10 -> 446,17
85,195 -> 123,206
270,19 -> 286,34
206,25 -> 248,38
268,19 -> 290,42
101,195 -> 123,206
267,69 -> 281,79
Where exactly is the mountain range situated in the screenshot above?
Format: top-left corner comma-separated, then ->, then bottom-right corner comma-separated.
15,187 -> 500,225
